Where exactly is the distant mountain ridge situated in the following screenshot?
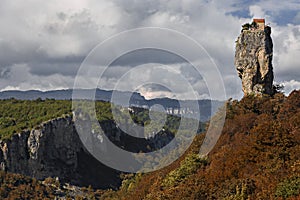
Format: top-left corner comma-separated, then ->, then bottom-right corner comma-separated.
0,89 -> 223,121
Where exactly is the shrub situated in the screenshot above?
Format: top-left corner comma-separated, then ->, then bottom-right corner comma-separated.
162,153 -> 207,187
275,176 -> 300,199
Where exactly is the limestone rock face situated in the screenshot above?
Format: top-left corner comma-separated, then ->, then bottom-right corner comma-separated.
0,117 -> 121,189
0,116 -> 174,189
235,27 -> 274,96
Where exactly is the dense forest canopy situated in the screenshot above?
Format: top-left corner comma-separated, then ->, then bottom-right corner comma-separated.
101,91 -> 300,199
0,91 -> 299,199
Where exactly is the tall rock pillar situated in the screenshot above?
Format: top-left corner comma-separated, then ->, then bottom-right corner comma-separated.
235,19 -> 274,96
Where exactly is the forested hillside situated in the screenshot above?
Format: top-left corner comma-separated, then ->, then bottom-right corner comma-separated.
101,91 -> 300,200
0,99 -> 72,139
0,91 -> 299,199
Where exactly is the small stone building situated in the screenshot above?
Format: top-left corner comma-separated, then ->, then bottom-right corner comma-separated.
253,19 -> 265,30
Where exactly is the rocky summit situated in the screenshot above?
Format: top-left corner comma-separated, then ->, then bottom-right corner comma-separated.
235,19 -> 274,96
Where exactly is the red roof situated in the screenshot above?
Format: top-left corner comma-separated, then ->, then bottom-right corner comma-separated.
253,19 -> 265,23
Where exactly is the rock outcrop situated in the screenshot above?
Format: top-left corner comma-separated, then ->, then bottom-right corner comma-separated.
235,23 -> 274,96
0,116 -> 122,189
0,115 -> 174,189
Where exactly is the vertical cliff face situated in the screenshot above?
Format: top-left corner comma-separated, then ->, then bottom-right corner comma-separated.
0,117 -> 121,189
0,116 -> 174,189
235,26 -> 274,96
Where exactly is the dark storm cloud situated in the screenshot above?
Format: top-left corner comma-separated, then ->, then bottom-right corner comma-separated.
110,49 -> 186,67
29,61 -> 82,77
0,40 -> 42,67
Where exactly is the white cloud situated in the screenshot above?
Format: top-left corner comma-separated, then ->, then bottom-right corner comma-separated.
272,24 -> 300,81
0,0 -> 299,99
280,80 -> 300,95
249,5 -> 265,19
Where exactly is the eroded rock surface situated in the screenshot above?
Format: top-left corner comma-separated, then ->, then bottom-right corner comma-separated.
0,117 -> 121,189
0,116 -> 174,189
235,26 -> 274,96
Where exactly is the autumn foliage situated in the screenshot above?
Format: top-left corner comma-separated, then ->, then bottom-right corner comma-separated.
0,91 -> 299,199
103,91 -> 300,199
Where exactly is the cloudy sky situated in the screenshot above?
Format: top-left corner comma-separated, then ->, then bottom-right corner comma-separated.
0,0 -> 299,100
